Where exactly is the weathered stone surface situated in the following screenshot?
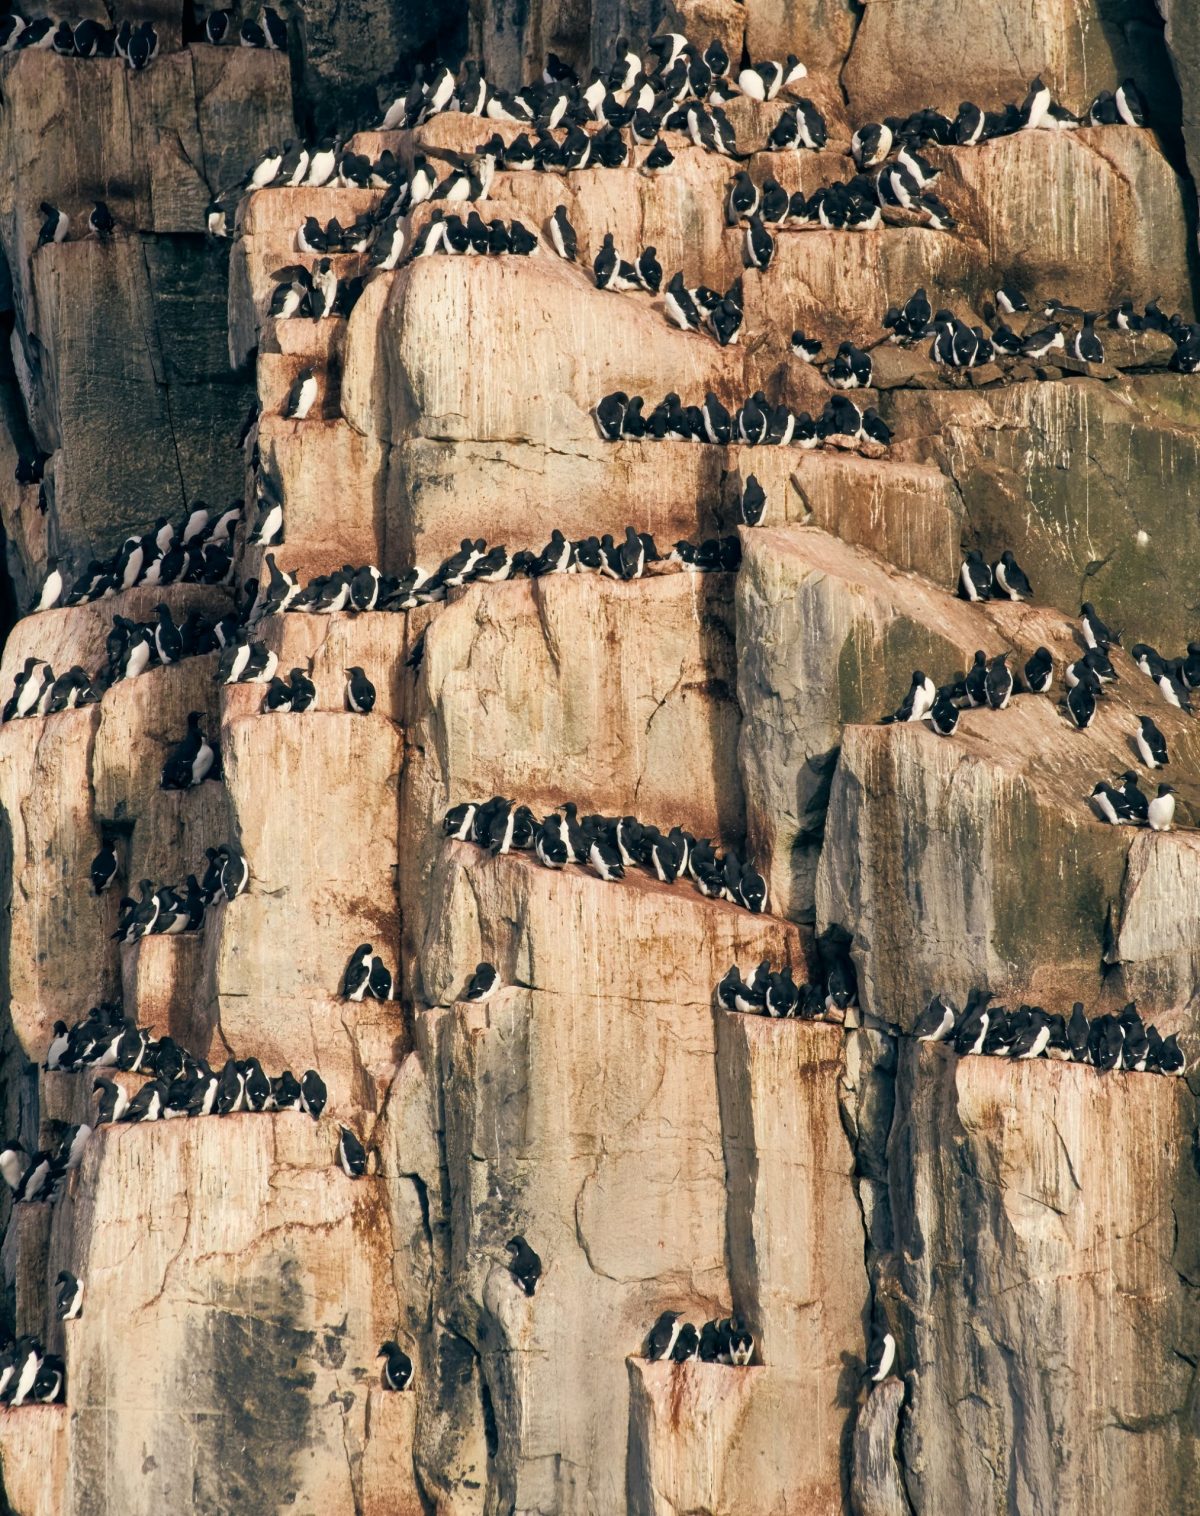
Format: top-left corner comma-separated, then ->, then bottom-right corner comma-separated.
931,129 -> 1195,316
416,842 -> 804,1008
888,375 -> 1200,650
890,1044 -> 1200,1516
0,46 -> 290,601
850,1379 -> 909,1516
729,449 -> 963,583
471,0 -> 744,96
758,227 -> 982,358
740,526 -> 1200,966
0,1408 -> 68,1516
49,1113 -> 417,1515
1158,0 -> 1200,217
344,253 -> 744,450
203,708 -> 403,1105
400,570 -> 745,972
842,0 -> 1179,126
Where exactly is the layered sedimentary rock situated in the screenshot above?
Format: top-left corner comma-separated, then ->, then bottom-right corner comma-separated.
0,0 -> 1198,1512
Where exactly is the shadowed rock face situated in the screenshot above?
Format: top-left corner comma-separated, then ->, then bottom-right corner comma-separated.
0,1 -> 1199,1513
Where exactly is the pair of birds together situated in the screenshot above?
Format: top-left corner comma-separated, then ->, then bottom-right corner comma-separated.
0,1338 -> 63,1407
644,1311 -> 754,1365
913,991 -> 1185,1074
34,199 -> 114,247
193,5 -> 286,47
444,796 -> 768,910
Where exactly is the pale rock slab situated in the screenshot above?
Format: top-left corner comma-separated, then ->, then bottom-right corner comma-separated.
891,1044 -> 1200,1516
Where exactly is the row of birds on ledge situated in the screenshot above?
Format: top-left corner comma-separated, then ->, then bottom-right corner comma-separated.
913,991 -> 1185,1073
91,839 -> 248,939
0,5 -> 286,55
716,957 -> 1187,1076
28,497 -> 245,615
368,42 -> 1145,166
7,521 -> 739,726
444,796 -> 768,909
255,530 -> 740,621
594,388 -> 891,447
877,284 -> 1200,374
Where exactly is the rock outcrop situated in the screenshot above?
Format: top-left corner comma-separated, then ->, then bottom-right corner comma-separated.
0,0 -> 1198,1512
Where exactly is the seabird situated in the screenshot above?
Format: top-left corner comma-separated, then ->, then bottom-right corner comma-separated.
337,1126 -> 368,1177
378,1341 -> 413,1390
993,550 -> 1032,601
1135,715 -> 1168,769
506,1235 -> 542,1296
1023,647 -> 1053,694
55,1272 -> 83,1321
1148,784 -> 1176,832
645,1310 -> 683,1361
958,549 -> 992,602
345,666 -> 376,713
464,962 -> 498,1002
283,368 -> 317,420
866,1325 -> 896,1383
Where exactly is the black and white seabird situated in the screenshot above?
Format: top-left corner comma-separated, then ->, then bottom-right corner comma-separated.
337,1126 -> 368,1177
985,654 -> 1014,710
646,1310 -> 683,1361
37,202 -> 68,247
958,549 -> 992,602
993,550 -> 1032,601
161,711 -> 215,790
743,215 -> 774,271
90,841 -> 118,895
379,1341 -> 413,1390
1066,680 -> 1096,729
55,1271 -> 83,1321
1023,647 -> 1054,694
1136,715 -> 1168,769
548,205 -> 577,261
464,962 -> 498,1001
740,474 -> 766,527
345,666 -> 376,713
866,1325 -> 896,1383
300,1069 -> 327,1119
914,994 -> 956,1042
1148,784 -> 1176,832
505,1235 -> 542,1296
343,943 -> 373,1001
283,367 -> 317,420
1080,602 -> 1120,651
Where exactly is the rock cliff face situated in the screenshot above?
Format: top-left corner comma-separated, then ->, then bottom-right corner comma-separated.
0,0 -> 1198,1513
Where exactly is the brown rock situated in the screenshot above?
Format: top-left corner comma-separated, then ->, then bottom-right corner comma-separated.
850,1378 -> 909,1516
730,447 -> 963,582
842,3 -> 1175,125
892,1044 -> 1200,1516
929,129 -> 1194,318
